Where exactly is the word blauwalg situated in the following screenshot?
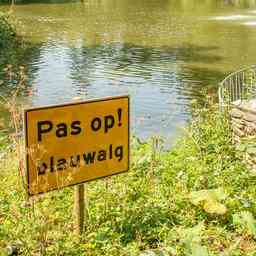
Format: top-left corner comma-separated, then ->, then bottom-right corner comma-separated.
37,144 -> 124,175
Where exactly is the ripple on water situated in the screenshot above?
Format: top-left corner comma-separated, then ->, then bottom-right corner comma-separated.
4,0 -> 256,145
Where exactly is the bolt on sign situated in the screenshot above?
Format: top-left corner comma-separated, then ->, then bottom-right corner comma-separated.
24,96 -> 129,196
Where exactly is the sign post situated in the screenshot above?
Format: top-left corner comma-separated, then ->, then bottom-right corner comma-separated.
72,97 -> 85,236
74,184 -> 85,235
24,96 -> 129,233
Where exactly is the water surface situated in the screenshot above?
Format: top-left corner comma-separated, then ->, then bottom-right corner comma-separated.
2,0 -> 256,143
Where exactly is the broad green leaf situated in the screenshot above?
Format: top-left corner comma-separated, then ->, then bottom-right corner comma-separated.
189,188 -> 227,215
183,222 -> 206,256
189,190 -> 212,206
189,188 -> 227,206
190,244 -> 211,256
203,200 -> 227,215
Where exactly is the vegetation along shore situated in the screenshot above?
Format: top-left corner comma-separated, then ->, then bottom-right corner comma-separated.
1,2 -> 256,256
1,99 -> 256,255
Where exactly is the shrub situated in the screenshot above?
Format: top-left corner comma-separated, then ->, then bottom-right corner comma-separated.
0,12 -> 17,49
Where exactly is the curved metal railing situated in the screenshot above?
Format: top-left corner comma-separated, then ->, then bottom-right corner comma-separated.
218,65 -> 256,108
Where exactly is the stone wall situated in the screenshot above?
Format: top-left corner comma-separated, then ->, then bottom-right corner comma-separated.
230,100 -> 256,170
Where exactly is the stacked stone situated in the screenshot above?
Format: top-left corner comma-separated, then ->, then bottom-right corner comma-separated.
230,108 -> 245,143
230,100 -> 256,171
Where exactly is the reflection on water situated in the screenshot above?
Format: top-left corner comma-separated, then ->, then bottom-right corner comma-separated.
244,21 -> 256,25
1,0 -> 256,143
211,14 -> 253,20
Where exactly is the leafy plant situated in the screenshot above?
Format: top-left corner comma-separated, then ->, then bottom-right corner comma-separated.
233,211 -> 256,237
0,12 -> 17,50
180,223 -> 214,256
189,188 -> 228,215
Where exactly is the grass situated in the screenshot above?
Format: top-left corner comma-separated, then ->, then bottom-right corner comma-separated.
1,103 -> 256,255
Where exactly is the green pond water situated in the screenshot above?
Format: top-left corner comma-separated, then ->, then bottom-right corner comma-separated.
1,0 -> 256,143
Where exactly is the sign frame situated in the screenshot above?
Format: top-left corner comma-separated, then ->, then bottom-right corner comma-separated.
24,95 -> 130,196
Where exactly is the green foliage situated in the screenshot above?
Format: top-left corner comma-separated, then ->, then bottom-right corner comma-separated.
233,211 -> 256,238
181,222 -> 212,256
0,12 -> 29,74
243,69 -> 256,100
189,188 -> 227,215
0,12 -> 17,50
236,136 -> 256,155
1,104 -> 256,255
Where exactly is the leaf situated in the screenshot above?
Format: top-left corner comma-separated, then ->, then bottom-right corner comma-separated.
189,188 -> 227,215
189,188 -> 227,206
182,223 -> 215,256
210,188 -> 228,201
190,190 -> 210,206
190,244 -> 211,256
183,222 -> 205,251
203,200 -> 227,215
233,211 -> 256,237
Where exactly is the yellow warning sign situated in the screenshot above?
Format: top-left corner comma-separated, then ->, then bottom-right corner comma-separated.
24,96 -> 129,196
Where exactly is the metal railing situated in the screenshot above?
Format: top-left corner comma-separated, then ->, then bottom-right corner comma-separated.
218,65 -> 256,108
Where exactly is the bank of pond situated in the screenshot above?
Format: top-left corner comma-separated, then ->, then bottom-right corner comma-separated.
1,105 -> 256,255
